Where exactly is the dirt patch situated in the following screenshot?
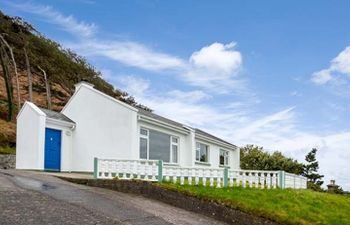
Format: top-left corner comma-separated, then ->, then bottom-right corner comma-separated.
59,178 -> 279,225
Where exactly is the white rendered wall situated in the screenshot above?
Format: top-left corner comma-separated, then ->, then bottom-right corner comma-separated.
45,122 -> 73,172
62,85 -> 138,172
16,103 -> 46,170
137,120 -> 192,167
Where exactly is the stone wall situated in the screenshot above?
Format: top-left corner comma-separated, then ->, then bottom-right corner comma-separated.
0,154 -> 15,169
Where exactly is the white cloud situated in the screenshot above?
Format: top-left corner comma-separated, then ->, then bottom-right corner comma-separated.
311,46 -> 350,89
167,90 -> 211,103
311,69 -> 333,85
72,40 -> 186,71
70,40 -> 245,93
118,75 -> 150,97
330,46 -> 350,75
8,2 -> 97,37
183,42 -> 244,93
290,91 -> 302,97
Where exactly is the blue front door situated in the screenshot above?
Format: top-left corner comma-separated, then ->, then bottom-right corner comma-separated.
44,128 -> 61,171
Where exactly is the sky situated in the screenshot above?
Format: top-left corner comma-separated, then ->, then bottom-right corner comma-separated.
2,0 -> 350,190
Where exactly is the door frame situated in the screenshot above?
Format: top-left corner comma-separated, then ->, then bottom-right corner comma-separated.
44,128 -> 62,171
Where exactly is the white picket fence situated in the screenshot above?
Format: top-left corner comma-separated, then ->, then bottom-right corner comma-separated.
93,158 -> 307,189
95,158 -> 160,181
229,170 -> 279,189
163,166 -> 225,187
285,172 -> 308,189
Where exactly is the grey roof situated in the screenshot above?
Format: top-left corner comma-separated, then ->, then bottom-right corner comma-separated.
194,128 -> 236,147
39,108 -> 75,124
138,108 -> 236,148
138,108 -> 184,128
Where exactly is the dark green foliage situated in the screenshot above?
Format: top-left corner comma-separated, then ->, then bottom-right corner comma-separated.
0,10 -> 150,110
329,185 -> 344,195
240,145 -> 304,175
303,148 -> 324,191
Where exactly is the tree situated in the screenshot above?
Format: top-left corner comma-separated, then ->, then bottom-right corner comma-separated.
0,43 -> 14,121
303,148 -> 324,191
37,65 -> 51,110
240,145 -> 304,174
0,34 -> 20,109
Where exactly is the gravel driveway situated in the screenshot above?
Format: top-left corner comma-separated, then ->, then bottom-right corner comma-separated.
0,170 -> 228,225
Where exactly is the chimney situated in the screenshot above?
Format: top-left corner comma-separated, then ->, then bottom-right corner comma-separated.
327,180 -> 339,192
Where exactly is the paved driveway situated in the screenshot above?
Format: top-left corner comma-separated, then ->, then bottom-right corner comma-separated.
0,170 -> 228,225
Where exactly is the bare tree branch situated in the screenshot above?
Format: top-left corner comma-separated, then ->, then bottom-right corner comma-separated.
37,65 -> 52,110
23,46 -> 32,102
0,33 -> 21,109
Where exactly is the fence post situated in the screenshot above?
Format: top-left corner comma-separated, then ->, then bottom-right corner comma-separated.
158,160 -> 163,182
93,157 -> 98,179
278,170 -> 285,189
223,167 -> 228,187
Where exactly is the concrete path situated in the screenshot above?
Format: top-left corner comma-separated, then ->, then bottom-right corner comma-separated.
0,170 -> 228,225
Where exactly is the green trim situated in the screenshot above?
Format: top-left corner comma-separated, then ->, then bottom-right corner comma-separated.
158,160 -> 163,182
223,167 -> 228,187
278,171 -> 285,189
93,157 -> 98,179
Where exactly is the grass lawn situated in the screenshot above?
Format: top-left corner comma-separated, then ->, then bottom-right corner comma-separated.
159,183 -> 350,225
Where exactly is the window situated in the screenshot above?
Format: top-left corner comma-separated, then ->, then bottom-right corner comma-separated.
171,137 -> 178,163
139,128 -> 178,163
220,149 -> 229,166
139,128 -> 148,159
196,142 -> 209,162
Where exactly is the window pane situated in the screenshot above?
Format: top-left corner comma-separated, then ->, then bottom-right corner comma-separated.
172,145 -> 178,163
139,138 -> 147,159
220,155 -> 225,165
196,149 -> 200,161
149,130 -> 170,162
200,144 -> 208,162
140,128 -> 148,136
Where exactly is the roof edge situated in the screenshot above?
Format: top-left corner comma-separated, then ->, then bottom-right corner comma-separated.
17,101 -> 46,119
62,83 -> 138,113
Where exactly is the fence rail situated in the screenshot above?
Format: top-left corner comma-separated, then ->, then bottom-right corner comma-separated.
93,158 -> 307,189
284,172 -> 308,189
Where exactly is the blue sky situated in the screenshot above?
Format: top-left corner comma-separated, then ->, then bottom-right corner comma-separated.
2,0 -> 350,190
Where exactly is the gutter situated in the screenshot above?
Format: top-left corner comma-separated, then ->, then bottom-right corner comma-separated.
138,115 -> 190,135
46,118 -> 76,130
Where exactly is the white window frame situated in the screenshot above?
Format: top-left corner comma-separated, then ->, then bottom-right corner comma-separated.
139,128 -> 149,159
170,136 -> 179,164
139,127 -> 179,164
219,149 -> 229,166
196,142 -> 209,163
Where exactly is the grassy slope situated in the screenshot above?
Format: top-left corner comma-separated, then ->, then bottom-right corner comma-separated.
159,183 -> 350,225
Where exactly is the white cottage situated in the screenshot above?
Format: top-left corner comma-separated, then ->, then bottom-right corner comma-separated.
16,82 -> 240,172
